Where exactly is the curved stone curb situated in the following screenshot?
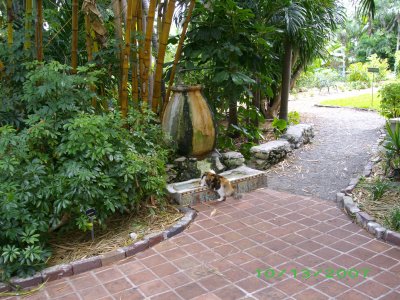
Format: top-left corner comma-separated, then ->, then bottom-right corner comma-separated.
0,207 -> 197,293
314,104 -> 376,112
335,129 -> 400,247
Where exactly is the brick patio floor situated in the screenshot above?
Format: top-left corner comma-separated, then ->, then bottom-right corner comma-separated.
6,188 -> 400,300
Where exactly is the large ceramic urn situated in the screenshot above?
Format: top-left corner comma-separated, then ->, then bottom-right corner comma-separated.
162,85 -> 216,158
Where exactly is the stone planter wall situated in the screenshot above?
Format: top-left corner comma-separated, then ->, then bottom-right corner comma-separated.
249,124 -> 314,170
250,140 -> 292,170
281,124 -> 314,149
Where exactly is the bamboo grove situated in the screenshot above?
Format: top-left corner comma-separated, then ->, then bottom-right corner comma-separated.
1,0 -> 195,119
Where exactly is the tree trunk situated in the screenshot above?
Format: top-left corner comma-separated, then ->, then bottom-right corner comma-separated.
7,0 -> 13,47
24,0 -> 32,50
163,0 -> 195,117
71,0 -> 78,73
290,64 -> 304,90
265,92 -> 280,119
252,77 -> 260,129
36,0 -> 43,61
397,14 -> 400,52
279,40 -> 292,121
152,0 -> 176,113
228,97 -> 238,137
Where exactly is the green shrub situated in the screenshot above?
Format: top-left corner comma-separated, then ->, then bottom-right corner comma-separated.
271,118 -> 287,138
288,111 -> 300,125
385,207 -> 400,231
366,54 -> 389,82
395,51 -> 400,78
384,121 -> 400,179
348,62 -> 369,83
0,62 -> 171,281
379,82 -> 400,118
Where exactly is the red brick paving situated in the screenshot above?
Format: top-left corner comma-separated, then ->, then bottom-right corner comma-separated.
6,188 -> 400,299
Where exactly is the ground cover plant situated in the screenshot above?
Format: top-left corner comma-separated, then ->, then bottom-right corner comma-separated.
354,121 -> 400,232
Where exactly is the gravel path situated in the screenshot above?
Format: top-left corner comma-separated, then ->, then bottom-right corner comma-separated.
267,91 -> 385,201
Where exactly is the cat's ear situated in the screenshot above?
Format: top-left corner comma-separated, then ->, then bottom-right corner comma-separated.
209,170 -> 216,174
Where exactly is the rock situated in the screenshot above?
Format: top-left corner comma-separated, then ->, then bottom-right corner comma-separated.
281,124 -> 314,149
129,232 -> 138,240
174,157 -> 187,163
336,192 -> 344,203
356,212 -> 375,228
221,151 -> 245,169
367,222 -> 380,234
211,156 -> 226,173
250,140 -> 292,170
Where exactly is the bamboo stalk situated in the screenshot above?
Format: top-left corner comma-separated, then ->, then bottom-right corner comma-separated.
84,14 -> 93,61
71,0 -> 79,73
37,0 -> 43,61
157,1 -> 164,44
120,0 -> 139,118
24,0 -> 33,50
137,1 -> 144,102
7,0 -> 13,47
152,0 -> 175,113
113,0 -> 123,101
85,13 -> 97,109
163,0 -> 195,116
141,0 -> 157,106
131,4 -> 139,103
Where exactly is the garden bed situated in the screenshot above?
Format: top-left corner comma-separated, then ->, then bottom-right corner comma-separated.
353,159 -> 400,231
47,206 -> 184,267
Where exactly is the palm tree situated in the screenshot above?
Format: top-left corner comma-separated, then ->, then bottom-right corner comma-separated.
267,0 -> 345,121
276,2 -> 306,121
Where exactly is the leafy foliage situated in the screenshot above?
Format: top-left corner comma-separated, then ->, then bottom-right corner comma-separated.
0,62 -> 171,280
368,178 -> 390,200
379,82 -> 400,118
271,118 -> 288,138
288,111 -> 300,125
366,54 -> 389,82
383,121 -> 400,178
348,62 -> 370,84
385,207 -> 400,231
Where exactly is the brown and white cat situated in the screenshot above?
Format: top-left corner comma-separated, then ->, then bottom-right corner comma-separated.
200,171 -> 242,202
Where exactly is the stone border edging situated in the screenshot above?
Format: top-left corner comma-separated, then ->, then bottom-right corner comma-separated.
314,104 -> 375,112
335,129 -> 400,247
0,207 -> 197,293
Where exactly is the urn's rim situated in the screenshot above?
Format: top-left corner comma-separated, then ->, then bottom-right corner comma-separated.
171,84 -> 203,92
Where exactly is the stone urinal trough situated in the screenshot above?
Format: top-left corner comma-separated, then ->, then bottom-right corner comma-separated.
167,166 -> 268,206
